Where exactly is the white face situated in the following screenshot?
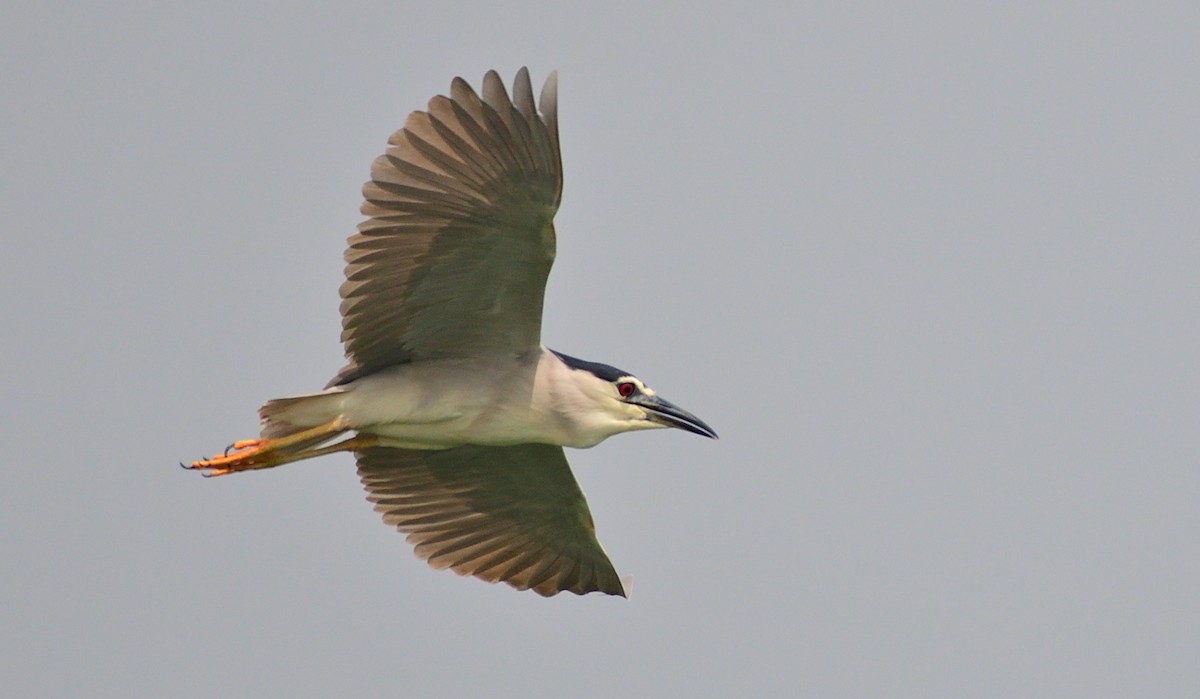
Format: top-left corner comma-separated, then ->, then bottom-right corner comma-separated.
560,372 -> 666,444
551,357 -> 715,443
535,356 -> 653,447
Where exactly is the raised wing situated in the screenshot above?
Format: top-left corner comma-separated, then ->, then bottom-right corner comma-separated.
332,68 -> 561,387
357,444 -> 626,597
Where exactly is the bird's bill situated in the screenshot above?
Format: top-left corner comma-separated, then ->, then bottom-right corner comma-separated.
630,394 -> 718,439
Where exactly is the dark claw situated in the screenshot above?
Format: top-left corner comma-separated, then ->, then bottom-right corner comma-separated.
224,442 -> 236,457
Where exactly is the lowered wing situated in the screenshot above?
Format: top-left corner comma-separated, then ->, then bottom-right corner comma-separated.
357,444 -> 626,597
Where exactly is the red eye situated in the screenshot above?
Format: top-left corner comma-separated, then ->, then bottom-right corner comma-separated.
617,382 -> 637,398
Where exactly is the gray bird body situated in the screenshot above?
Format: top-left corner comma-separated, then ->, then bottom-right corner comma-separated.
189,68 -> 715,597
261,347 -> 669,450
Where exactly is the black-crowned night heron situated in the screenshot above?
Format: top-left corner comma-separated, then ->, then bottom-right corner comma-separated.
186,68 -> 716,597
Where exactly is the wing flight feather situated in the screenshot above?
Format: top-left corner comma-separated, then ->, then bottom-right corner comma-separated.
332,69 -> 561,387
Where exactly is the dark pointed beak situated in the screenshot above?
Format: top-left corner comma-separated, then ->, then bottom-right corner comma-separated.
630,393 -> 718,439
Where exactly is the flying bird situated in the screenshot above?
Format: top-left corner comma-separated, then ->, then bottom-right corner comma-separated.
186,68 -> 717,597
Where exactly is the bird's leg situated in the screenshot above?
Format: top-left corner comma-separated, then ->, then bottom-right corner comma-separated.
185,418 -> 373,477
193,434 -> 383,478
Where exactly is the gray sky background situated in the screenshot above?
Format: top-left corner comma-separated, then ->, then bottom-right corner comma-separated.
2,2 -> 1197,696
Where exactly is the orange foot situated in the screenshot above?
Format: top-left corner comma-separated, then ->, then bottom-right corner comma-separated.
183,439 -> 277,477
182,419 -> 357,478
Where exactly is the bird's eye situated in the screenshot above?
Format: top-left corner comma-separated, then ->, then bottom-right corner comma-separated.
617,382 -> 637,398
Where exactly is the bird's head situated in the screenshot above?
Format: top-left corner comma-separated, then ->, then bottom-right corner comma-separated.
550,350 -> 718,442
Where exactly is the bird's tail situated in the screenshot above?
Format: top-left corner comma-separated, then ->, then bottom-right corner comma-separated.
258,389 -> 346,439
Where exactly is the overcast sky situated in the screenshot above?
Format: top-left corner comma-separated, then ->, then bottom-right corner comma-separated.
2,2 -> 1197,696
